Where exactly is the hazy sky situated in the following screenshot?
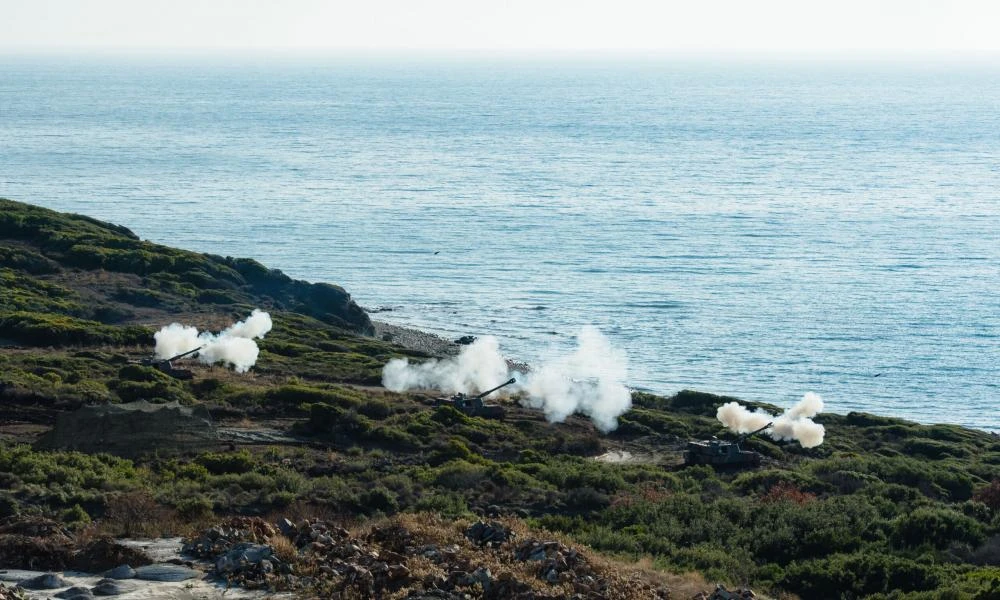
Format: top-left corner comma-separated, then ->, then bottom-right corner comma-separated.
1,0 -> 998,55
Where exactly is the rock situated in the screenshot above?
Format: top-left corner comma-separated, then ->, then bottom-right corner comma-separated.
102,565 -> 136,579
471,567 -> 493,591
133,563 -> 200,582
55,587 -> 95,599
90,579 -> 137,596
18,573 -> 68,589
389,564 -> 410,581
277,518 -> 296,537
215,542 -> 273,573
464,521 -> 511,547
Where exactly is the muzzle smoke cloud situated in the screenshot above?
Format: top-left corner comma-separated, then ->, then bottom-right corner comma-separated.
153,309 -> 273,373
382,326 -> 631,433
716,392 -> 825,448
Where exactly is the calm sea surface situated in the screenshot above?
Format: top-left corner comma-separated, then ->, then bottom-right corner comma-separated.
1,56 -> 997,430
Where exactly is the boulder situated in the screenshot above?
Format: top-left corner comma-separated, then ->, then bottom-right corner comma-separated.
102,565 -> 135,580
18,573 -> 68,589
90,578 -> 138,596
133,563 -> 200,582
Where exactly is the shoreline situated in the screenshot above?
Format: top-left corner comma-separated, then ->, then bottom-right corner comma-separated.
371,320 -> 461,358
372,319 -> 534,374
371,319 -> 1000,437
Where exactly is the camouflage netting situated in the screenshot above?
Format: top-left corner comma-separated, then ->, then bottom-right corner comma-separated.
36,400 -> 217,457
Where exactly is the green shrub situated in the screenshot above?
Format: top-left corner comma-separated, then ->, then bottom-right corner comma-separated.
891,507 -> 986,549
0,492 -> 19,518
734,469 -> 828,495
903,438 -> 969,459
359,486 -> 398,515
781,552 -> 943,597
196,450 -> 257,475
175,495 -> 214,520
60,503 -> 92,528
413,492 -> 469,518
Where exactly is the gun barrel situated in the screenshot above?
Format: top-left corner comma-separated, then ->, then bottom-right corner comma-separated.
166,345 -> 204,362
474,377 -> 517,399
739,422 -> 774,441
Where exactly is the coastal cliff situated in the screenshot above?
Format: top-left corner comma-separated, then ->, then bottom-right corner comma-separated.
1,200 -> 999,599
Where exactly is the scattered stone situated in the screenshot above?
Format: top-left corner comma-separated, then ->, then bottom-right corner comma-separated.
277,518 -> 296,537
133,563 -> 200,582
102,565 -> 136,580
17,573 -> 68,589
180,515 -> 671,599
90,578 -> 137,596
707,583 -> 756,599
0,583 -> 26,600
464,521 -> 512,547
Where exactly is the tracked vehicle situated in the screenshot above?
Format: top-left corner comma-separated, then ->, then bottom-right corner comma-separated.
137,346 -> 203,380
683,422 -> 772,468
437,377 -> 516,419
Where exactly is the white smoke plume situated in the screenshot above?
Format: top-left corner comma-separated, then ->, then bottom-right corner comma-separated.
152,309 -> 273,374
382,326 -> 631,433
382,336 -> 509,395
716,392 -> 826,448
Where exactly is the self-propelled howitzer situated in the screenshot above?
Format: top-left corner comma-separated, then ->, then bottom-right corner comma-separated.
438,377 -> 517,419
683,422 -> 773,468
139,346 -> 204,380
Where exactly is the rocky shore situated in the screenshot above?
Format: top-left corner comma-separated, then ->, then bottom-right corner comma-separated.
372,321 -> 461,358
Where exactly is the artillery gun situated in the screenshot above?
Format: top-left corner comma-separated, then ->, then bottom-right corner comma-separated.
137,346 -> 203,380
436,377 -> 516,419
683,422 -> 772,468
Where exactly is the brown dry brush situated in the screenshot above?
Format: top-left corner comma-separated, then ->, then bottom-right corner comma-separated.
187,512 -> 710,599
0,515 -> 152,572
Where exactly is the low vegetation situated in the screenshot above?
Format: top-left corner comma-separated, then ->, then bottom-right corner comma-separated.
1,199 -> 999,599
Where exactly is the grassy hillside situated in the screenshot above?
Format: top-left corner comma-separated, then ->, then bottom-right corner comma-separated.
1,199 -> 999,599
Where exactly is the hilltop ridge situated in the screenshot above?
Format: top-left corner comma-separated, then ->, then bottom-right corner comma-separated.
0,198 -> 373,342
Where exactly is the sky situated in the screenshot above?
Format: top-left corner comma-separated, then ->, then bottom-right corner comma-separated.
1,0 -> 998,56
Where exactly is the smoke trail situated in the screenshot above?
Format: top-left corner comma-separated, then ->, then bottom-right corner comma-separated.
716,392 -> 825,448
382,326 -> 631,433
152,309 -> 273,373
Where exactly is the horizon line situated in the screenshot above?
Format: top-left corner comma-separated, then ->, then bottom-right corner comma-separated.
3,47 -> 1000,62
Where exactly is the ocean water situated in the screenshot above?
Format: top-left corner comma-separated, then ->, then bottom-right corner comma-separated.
1,56 -> 998,431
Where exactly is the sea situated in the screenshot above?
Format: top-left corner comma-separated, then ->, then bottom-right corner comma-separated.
1,55 -> 997,431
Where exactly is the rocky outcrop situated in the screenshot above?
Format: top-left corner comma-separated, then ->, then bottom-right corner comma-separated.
0,584 -> 26,600
0,199 -> 374,336
182,516 -> 671,599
